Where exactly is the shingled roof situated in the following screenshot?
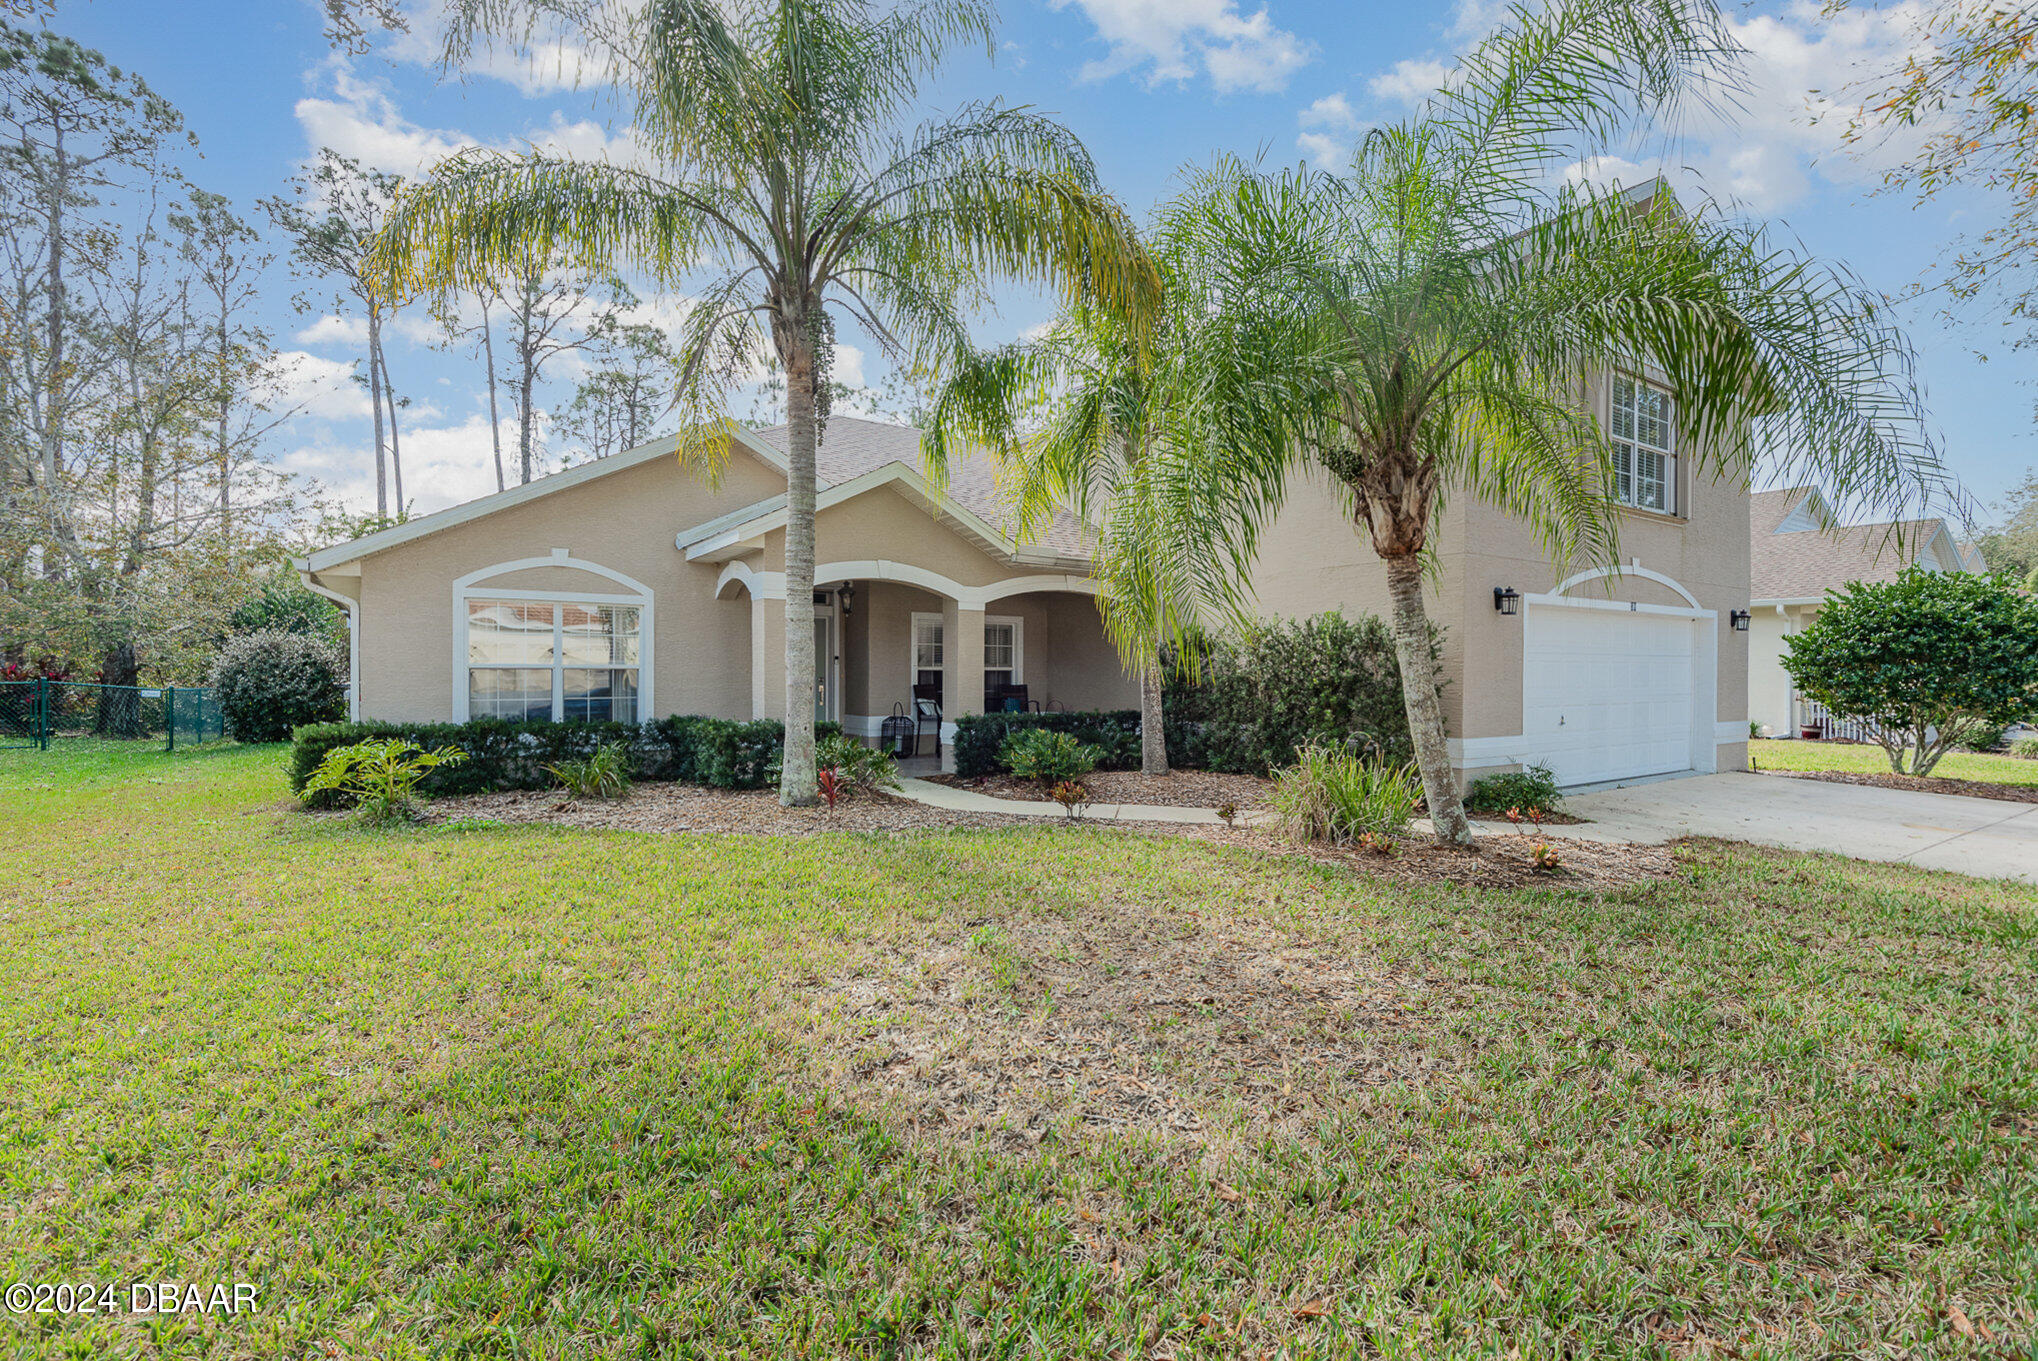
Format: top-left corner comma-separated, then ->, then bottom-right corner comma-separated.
1751,487 -> 1974,603
748,416 -> 1092,558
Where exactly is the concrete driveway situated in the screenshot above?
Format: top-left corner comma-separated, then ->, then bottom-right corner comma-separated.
1557,771 -> 2038,882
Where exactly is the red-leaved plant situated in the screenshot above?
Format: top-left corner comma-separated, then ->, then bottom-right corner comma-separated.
817,767 -> 844,809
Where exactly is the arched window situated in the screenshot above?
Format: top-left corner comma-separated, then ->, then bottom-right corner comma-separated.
453,553 -> 654,722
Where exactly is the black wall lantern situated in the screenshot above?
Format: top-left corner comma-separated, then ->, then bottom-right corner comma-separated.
1493,586 -> 1521,616
838,581 -> 855,617
1729,608 -> 1751,632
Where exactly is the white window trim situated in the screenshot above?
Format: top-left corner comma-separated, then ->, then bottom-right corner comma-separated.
1607,371 -> 1678,516
452,551 -> 654,722
984,615 -> 1024,686
907,613 -> 1024,689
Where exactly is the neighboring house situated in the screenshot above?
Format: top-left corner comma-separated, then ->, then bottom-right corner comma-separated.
302,369 -> 1753,789
1747,486 -> 1983,737
297,417 -> 1138,755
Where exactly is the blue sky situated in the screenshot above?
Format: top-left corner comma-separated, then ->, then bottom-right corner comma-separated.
49,0 -> 2029,527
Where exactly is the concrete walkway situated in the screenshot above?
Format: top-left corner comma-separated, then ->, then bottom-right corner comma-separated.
895,776 -> 1237,825
1557,771 -> 2038,882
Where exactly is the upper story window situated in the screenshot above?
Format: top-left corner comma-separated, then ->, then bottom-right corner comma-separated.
467,599 -> 641,722
1610,375 -> 1675,514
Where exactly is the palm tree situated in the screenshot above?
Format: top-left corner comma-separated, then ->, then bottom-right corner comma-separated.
368,0 -> 1156,804
927,248 -> 1241,777
1167,0 -> 1948,846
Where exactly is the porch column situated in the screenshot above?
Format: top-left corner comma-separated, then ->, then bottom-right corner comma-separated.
941,599 -> 984,771
750,589 -> 786,721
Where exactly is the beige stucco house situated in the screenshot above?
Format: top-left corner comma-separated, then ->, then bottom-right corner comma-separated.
302,367 -> 1755,789
298,417 -> 1139,755
1244,369 -> 1753,789
1747,487 -> 1985,738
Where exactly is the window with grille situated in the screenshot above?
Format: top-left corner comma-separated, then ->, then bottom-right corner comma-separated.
467,600 -> 640,722
1610,375 -> 1675,514
984,620 -> 1017,694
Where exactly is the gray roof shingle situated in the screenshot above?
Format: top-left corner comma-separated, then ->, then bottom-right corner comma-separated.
749,416 -> 1091,557
1751,487 -> 1965,600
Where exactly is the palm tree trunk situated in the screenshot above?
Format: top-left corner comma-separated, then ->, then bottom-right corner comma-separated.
481,303 -> 504,493
779,331 -> 820,807
1384,552 -> 1472,847
367,303 -> 387,518
1140,662 -> 1169,776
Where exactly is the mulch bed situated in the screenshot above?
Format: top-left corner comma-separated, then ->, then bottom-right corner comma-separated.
420,783 -> 1031,835
926,769 -> 1274,808
1765,768 -> 2038,806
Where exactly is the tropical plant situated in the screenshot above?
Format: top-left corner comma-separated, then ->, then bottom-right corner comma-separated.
1162,0 -> 1946,844
1781,567 -> 2038,776
767,732 -> 899,795
369,0 -> 1155,805
544,741 -> 633,798
299,738 -> 467,824
1269,746 -> 1420,846
208,630 -> 348,743
1050,779 -> 1090,820
2013,737 -> 2038,760
1464,763 -> 1563,816
930,243 -> 1228,777
1001,728 -> 1100,786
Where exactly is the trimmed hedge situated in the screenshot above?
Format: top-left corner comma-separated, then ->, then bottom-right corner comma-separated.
952,709 -> 1142,778
1164,611 -> 1428,774
290,715 -> 841,805
951,611 -> 1429,779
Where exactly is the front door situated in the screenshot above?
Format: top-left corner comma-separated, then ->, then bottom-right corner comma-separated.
813,615 -> 833,723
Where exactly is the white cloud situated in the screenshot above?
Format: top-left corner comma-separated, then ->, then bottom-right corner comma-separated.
295,314 -> 369,347
1366,58 -> 1452,106
273,351 -> 369,420
1050,0 -> 1313,93
293,56 -> 650,182
280,411 -> 520,516
1361,0 -> 1936,216
1297,91 -> 1366,166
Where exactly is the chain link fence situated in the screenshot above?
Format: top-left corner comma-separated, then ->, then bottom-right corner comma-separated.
0,679 -> 225,752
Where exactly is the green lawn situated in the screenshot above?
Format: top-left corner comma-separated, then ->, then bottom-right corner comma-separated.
2,744 -> 2035,1358
1751,738 -> 2038,788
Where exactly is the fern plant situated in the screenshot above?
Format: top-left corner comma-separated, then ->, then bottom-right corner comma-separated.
299,739 -> 467,825
545,742 -> 633,799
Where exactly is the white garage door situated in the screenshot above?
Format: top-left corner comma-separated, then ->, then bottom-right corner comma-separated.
1523,605 -> 1697,787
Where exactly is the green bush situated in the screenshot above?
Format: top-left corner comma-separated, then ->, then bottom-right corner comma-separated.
1269,746 -> 1420,845
209,630 -> 347,743
1001,728 -> 1101,785
290,716 -> 840,805
2013,737 -> 2038,760
767,733 -> 900,795
299,738 -> 467,824
952,710 -> 1140,778
1464,763 -> 1563,816
1956,723 -> 2010,753
545,742 -> 633,799
231,578 -> 345,644
1783,568 -> 2038,776
1163,611 -> 1431,775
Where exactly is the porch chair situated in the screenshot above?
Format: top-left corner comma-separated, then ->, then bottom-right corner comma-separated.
911,683 -> 943,757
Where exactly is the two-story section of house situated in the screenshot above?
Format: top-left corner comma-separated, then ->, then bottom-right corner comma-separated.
1245,366 -> 1752,790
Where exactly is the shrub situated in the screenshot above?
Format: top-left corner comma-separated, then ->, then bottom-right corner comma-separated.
1001,728 -> 1101,785
1162,612 -> 1433,775
299,738 -> 466,824
230,578 -> 344,643
545,742 -> 633,799
1956,722 -> 2010,753
2014,737 -> 2038,760
210,630 -> 347,743
1050,779 -> 1090,819
1464,763 -> 1563,816
1269,746 -> 1420,845
768,733 -> 900,796
290,716 -> 840,804
1782,568 -> 2038,776
953,709 -> 1139,778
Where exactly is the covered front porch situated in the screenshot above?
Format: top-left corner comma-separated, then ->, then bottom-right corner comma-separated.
715,559 -> 1139,767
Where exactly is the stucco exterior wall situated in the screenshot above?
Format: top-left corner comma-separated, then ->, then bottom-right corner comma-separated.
340,451 -> 781,723
1749,604 -> 1815,736
1243,372 -> 1752,782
